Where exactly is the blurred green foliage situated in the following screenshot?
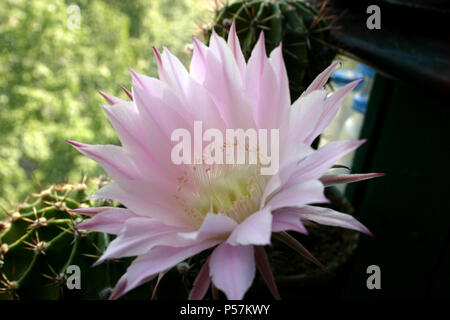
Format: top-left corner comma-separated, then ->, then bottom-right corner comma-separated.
0,0 -> 209,213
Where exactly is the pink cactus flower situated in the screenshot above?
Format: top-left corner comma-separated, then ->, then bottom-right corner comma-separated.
68,24 -> 383,300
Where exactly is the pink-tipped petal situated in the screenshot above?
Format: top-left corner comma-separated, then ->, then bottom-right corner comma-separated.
131,72 -> 194,140
254,246 -> 280,300
67,141 -> 139,180
100,102 -> 160,168
287,139 -> 367,186
154,42 -> 226,132
303,61 -> 340,96
94,217 -> 186,265
227,207 -> 273,246
271,211 -> 308,235
109,274 -> 129,300
98,90 -> 120,105
190,36 -> 208,83
65,139 -> 84,148
274,232 -> 332,274
246,31 -> 281,129
183,75 -> 226,132
128,72 -> 198,184
157,46 -> 222,134
268,44 -> 290,109
75,208 -> 138,235
159,47 -> 190,96
260,143 -> 314,207
268,44 -> 290,140
227,21 -> 246,82
320,173 -> 385,187
292,206 -> 373,236
289,90 -> 327,143
152,46 -> 164,79
92,181 -> 191,228
120,86 -> 133,101
209,243 -> 255,300
100,101 -> 173,179
188,259 -> 211,300
305,80 -> 362,144
70,207 -> 109,216
151,272 -> 166,300
268,180 -> 328,211
204,31 -> 255,129
119,241 -> 220,298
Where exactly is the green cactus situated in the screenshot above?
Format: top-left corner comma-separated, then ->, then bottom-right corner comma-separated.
0,176 -> 209,300
0,176 -> 130,300
204,0 -> 336,100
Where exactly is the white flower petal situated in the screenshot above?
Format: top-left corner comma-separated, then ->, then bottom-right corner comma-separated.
209,243 -> 255,300
227,207 -> 272,246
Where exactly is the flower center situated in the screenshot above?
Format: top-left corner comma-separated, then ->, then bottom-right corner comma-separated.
176,164 -> 268,227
